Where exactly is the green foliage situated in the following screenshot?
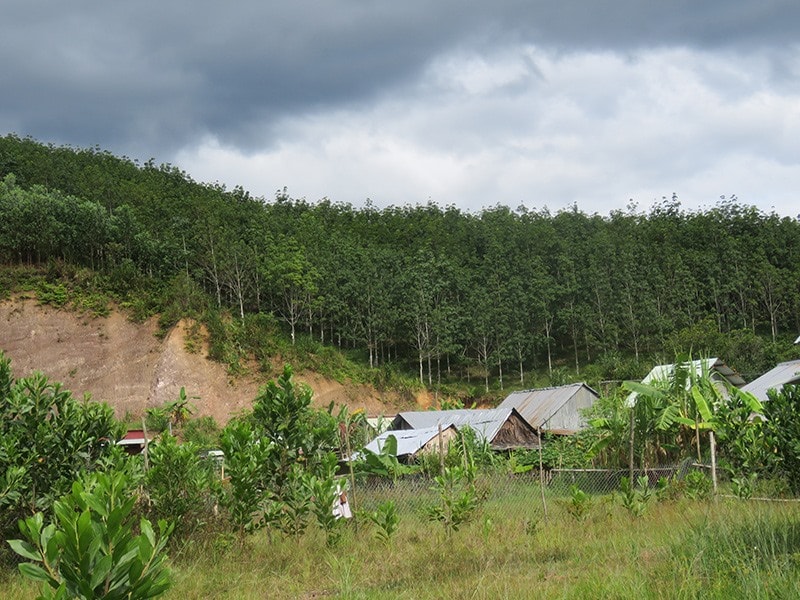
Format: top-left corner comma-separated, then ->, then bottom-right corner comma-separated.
9,470 -> 173,600
564,485 -> 592,522
219,366 -> 341,538
539,430 -> 597,469
5,134 -> 800,396
36,281 -> 69,307
684,470 -> 712,501
144,388 -> 198,435
618,476 -> 653,517
181,415 -> 220,450
761,385 -> 800,493
144,434 -> 215,541
426,465 -> 480,536
730,473 -> 758,500
368,500 -> 400,543
218,420 -> 269,538
356,434 -> 419,481
0,352 -> 123,554
144,407 -> 170,433
309,474 -> 347,547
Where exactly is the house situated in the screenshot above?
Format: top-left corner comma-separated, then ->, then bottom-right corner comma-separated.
496,383 -> 599,434
626,357 -> 745,407
388,407 -> 540,450
741,359 -> 800,403
361,425 -> 460,461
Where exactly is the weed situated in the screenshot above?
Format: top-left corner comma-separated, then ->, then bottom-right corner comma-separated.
564,485 -> 592,521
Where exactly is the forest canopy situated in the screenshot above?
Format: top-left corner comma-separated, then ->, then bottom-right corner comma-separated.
1,134 -> 798,390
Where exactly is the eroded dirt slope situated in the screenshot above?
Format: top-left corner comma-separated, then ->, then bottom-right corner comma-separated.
0,298 -> 414,423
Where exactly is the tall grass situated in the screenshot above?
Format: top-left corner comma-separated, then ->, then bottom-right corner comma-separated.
6,493 -> 799,599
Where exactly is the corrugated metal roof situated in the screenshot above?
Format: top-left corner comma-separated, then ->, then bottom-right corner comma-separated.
626,358 -> 745,406
742,359 -> 800,403
391,408 -> 519,443
496,383 -> 598,430
361,425 -> 456,458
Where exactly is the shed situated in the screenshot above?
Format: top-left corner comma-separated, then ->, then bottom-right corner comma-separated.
361,425 -> 459,461
117,429 -> 152,455
497,383 -> 599,434
389,408 -> 540,449
741,359 -> 800,403
626,357 -> 745,407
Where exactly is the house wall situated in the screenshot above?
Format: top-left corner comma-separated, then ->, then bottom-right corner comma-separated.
542,388 -> 596,433
419,427 -> 459,455
491,415 -> 540,449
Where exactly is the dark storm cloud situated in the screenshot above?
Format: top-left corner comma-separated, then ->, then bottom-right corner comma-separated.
2,0 -> 797,157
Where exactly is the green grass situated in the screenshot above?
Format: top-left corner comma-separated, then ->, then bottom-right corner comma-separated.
6,489 -> 799,600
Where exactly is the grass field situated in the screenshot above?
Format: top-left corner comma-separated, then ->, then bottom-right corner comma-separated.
4,485 -> 800,599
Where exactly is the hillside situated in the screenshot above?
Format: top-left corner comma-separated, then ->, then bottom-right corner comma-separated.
2,136 -> 800,390
0,297 -> 417,424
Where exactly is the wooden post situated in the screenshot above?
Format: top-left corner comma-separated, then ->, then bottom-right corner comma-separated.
710,430 -> 718,498
438,423 -> 445,476
343,423 -> 358,531
628,408 -> 635,482
538,428 -> 548,521
141,417 -> 150,472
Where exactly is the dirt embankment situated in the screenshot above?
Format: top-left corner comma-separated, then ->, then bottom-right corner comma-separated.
0,298 -> 416,424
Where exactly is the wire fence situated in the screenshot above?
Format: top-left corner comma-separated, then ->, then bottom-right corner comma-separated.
347,461 -> 800,531
349,461 -> 724,524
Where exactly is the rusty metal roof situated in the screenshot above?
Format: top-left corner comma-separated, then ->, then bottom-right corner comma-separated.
742,359 -> 800,403
497,383 -> 598,430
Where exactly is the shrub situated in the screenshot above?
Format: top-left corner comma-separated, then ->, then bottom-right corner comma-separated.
427,465 -> 479,537
684,470 -> 712,501
144,434 -> 215,541
8,471 -> 173,600
0,353 -> 123,557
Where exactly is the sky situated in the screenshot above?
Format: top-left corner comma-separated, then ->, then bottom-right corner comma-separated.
2,1 -> 799,217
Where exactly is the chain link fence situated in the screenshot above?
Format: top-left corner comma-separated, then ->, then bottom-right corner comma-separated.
348,461 -> 722,524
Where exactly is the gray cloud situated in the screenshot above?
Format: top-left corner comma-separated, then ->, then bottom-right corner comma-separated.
2,1 -> 799,214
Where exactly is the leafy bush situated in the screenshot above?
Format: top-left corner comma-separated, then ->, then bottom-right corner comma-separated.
219,366 -> 341,539
762,385 -> 800,493
427,465 -> 479,536
0,353 -> 123,557
618,476 -> 653,517
684,470 -> 712,500
368,500 -> 400,543
9,470 -> 173,600
564,485 -> 592,522
144,434 -> 216,541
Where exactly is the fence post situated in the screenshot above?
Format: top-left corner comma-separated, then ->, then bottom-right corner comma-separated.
710,430 -> 718,498
141,417 -> 150,472
628,408 -> 635,482
538,427 -> 548,521
438,423 -> 444,476
343,423 -> 358,531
